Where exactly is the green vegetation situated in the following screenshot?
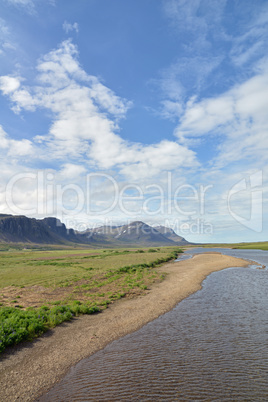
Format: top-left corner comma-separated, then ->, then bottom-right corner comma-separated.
0,303 -> 100,353
200,241 -> 268,251
232,242 -> 268,250
0,247 -> 181,288
0,246 -> 182,352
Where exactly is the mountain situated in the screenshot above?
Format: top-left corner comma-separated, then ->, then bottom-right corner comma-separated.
0,214 -> 76,244
154,226 -> 189,245
80,221 -> 188,246
81,221 -> 174,246
42,217 -> 77,242
0,214 -> 189,247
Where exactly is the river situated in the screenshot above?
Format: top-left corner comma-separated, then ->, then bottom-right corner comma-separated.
39,248 -> 268,401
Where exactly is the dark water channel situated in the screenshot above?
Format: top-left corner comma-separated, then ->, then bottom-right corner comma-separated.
40,249 -> 268,401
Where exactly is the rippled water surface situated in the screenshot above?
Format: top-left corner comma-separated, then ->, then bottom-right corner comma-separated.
40,249 -> 268,401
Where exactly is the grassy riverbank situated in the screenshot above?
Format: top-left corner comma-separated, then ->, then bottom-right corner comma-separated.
232,242 -> 268,250
199,241 -> 268,251
0,253 -> 251,402
0,246 -> 182,352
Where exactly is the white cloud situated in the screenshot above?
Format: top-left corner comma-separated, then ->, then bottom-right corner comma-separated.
153,0 -> 226,120
59,163 -> 86,179
231,40 -> 264,67
0,125 -> 33,157
0,76 -> 20,94
159,100 -> 183,120
119,140 -> 197,180
0,18 -> 9,36
5,0 -> 56,15
63,21 -> 79,34
7,0 -> 33,4
159,0 -> 268,127
6,0 -> 35,13
175,67 -> 268,167
163,0 -> 227,50
0,126 -> 10,149
230,7 -> 268,67
176,94 -> 234,139
0,18 -> 9,49
0,18 -> 16,55
158,57 -> 222,101
0,39 -> 198,179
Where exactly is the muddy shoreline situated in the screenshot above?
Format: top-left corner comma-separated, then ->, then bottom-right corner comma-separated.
0,253 -> 251,401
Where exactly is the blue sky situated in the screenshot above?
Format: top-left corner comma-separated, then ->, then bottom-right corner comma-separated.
0,0 -> 267,243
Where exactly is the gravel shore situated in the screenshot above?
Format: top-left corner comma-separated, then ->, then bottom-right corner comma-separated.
0,253 -> 250,401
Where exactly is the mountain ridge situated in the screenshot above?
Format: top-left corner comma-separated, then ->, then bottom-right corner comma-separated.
0,214 -> 189,247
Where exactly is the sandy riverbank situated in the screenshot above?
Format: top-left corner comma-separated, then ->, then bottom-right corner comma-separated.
0,253 -> 251,401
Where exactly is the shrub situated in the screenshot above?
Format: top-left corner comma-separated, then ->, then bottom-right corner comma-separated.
0,303 -> 101,353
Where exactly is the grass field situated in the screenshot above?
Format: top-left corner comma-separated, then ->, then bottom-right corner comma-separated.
199,242 -> 268,250
232,242 -> 268,250
0,246 -> 182,352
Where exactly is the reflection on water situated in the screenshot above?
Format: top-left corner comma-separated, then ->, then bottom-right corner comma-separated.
40,250 -> 268,401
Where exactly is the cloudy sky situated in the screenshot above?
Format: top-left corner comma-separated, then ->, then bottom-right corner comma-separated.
0,0 -> 267,243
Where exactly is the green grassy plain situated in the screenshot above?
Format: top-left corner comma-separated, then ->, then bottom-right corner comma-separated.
232,242 -> 268,250
0,246 -> 182,352
199,242 -> 268,250
0,247 -> 180,288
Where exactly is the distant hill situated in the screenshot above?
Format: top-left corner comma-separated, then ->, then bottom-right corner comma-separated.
0,214 -> 189,247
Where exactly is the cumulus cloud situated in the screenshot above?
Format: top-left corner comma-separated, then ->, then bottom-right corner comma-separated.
0,76 -> 20,94
0,39 -> 198,179
119,140 -> 196,180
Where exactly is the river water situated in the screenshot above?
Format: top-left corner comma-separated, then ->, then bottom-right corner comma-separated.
40,249 -> 268,401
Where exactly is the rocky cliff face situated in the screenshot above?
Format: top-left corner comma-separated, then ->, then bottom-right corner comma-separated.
41,217 -> 77,241
0,214 -> 190,246
0,215 -> 59,243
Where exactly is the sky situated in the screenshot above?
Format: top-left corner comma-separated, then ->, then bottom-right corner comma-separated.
0,0 -> 267,243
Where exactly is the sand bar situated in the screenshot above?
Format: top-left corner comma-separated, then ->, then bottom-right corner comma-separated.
0,253 -> 251,401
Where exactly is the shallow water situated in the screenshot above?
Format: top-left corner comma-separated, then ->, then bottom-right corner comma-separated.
40,249 -> 268,401
184,247 -> 268,267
